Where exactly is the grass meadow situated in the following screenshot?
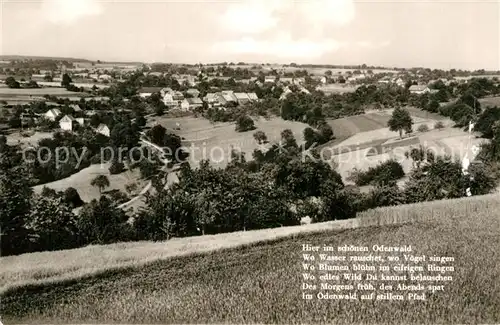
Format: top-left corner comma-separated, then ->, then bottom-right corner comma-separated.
479,96 -> 500,107
32,163 -> 147,203
1,193 -> 500,324
150,116 -> 309,169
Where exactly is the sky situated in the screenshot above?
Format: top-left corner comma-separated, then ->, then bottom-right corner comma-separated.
1,0 -> 499,70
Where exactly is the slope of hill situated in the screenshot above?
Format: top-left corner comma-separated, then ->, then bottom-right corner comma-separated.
2,193 -> 499,324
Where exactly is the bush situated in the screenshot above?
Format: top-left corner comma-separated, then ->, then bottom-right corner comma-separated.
367,182 -> 405,208
235,115 -> 256,132
109,161 -> 125,175
105,189 -> 129,205
352,160 -> 405,186
63,187 -> 84,208
417,124 -> 429,132
434,121 -> 445,130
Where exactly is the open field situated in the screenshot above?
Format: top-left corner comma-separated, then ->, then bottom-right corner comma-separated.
6,131 -> 53,147
0,87 -> 83,97
32,163 -> 146,203
479,96 -> 500,107
2,193 -> 499,324
204,64 -> 398,75
149,116 -> 309,169
319,109 -> 464,182
317,84 -> 358,94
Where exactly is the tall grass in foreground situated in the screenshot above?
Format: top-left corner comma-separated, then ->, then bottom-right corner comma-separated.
2,193 -> 500,324
0,219 -> 359,294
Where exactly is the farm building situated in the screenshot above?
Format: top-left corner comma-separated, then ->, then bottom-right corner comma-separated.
409,85 -> 431,94
163,90 -> 184,108
247,92 -> 259,101
180,98 -> 203,111
203,93 -> 219,106
234,92 -> 251,105
221,91 -> 238,103
44,108 -> 62,121
186,88 -> 200,97
98,74 -> 113,81
138,87 -> 163,98
264,76 -> 277,83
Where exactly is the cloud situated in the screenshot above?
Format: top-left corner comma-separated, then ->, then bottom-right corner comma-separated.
355,40 -> 392,49
297,0 -> 356,28
216,0 -> 356,60
41,0 -> 103,25
221,0 -> 356,35
221,0 -> 286,34
212,33 -> 345,59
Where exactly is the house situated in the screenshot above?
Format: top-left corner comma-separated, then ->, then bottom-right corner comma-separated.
234,92 -> 251,105
216,93 -> 228,106
186,88 -> 200,97
293,78 -> 305,85
148,72 -> 163,77
180,98 -> 203,111
139,87 -> 163,98
44,108 -> 62,121
247,92 -> 259,101
59,115 -> 76,131
280,87 -> 293,100
204,93 -> 219,106
69,104 -> 82,113
96,124 -> 110,137
98,74 -> 113,81
175,74 -> 196,86
409,85 -> 431,94
264,75 -> 276,83
395,78 -> 405,87
30,74 -> 47,81
163,90 -> 184,108
221,91 -> 237,104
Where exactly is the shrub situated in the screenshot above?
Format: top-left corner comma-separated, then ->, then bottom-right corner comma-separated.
367,182 -> 405,208
235,115 -> 256,132
105,189 -> 129,205
109,161 -> 125,175
353,160 -> 405,186
253,130 -> 268,144
125,182 -> 138,195
417,124 -> 429,132
434,121 -> 445,130
63,187 -> 84,208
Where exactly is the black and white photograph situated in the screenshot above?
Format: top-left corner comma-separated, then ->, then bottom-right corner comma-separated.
0,0 -> 499,324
